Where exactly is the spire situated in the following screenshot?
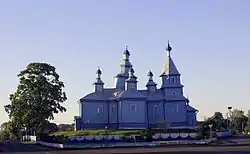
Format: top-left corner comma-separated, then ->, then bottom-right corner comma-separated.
115,46 -> 133,90
119,45 -> 132,74
124,45 -> 130,56
147,70 -> 153,81
96,66 -> 102,78
128,67 -> 137,80
123,45 -> 130,61
146,70 -> 157,89
160,41 -> 180,76
167,40 -> 172,55
94,67 -> 104,85
126,67 -> 138,90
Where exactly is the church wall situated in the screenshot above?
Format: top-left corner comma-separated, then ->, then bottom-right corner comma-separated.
186,112 -> 197,126
164,101 -> 186,124
164,88 -> 183,97
108,101 -> 118,124
74,117 -> 81,130
161,75 -> 181,87
119,100 -> 146,124
147,101 -> 164,125
82,101 -> 108,124
115,77 -> 126,90
169,75 -> 181,85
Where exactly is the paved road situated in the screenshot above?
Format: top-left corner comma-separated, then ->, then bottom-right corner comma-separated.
1,143 -> 250,154
0,143 -> 55,153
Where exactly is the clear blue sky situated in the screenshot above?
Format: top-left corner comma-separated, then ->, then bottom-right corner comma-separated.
0,0 -> 250,124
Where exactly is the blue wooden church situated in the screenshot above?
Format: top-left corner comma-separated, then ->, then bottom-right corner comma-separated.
74,42 -> 198,130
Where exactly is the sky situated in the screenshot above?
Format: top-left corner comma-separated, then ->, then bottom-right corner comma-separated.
0,0 -> 250,125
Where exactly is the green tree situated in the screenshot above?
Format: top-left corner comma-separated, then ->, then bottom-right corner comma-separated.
231,109 -> 248,134
0,122 -> 8,131
244,110 -> 250,133
0,130 -> 10,142
206,112 -> 227,131
4,62 -> 67,135
0,122 -> 10,142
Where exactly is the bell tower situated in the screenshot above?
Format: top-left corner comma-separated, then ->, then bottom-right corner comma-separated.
93,67 -> 104,92
160,41 -> 184,98
146,70 -> 157,92
126,67 -> 138,90
115,46 -> 133,90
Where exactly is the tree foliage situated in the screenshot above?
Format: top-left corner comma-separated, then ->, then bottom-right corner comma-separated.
0,122 -> 8,131
197,112 -> 227,139
0,130 -> 9,142
4,62 -> 67,134
230,109 -> 248,134
206,112 -> 227,131
245,110 -> 250,133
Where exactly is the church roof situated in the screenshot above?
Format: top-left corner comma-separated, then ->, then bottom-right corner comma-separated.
81,88 -> 164,101
139,89 -> 164,101
160,42 -> 180,76
161,55 -> 180,76
80,88 -> 117,101
119,89 -> 147,99
81,88 -> 190,102
187,105 -> 198,112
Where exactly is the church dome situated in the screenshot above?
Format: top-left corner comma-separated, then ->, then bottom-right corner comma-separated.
147,70 -> 153,77
96,68 -> 102,74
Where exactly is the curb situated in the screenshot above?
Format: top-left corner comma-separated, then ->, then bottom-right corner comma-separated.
36,142 -> 250,150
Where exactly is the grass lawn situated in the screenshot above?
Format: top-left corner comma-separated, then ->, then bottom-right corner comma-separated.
51,128 -> 197,137
52,129 -> 141,137
21,141 -> 36,144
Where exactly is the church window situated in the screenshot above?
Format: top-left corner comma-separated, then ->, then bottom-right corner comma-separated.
130,83 -> 134,88
171,104 -> 178,113
97,85 -> 102,91
150,86 -> 155,92
170,77 -> 175,84
111,104 -> 116,113
153,105 -> 159,115
172,91 -> 176,95
97,105 -> 104,114
131,104 -> 137,112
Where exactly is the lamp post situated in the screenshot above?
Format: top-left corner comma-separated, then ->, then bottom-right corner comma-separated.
227,106 -> 232,133
105,126 -> 109,147
208,124 -> 213,143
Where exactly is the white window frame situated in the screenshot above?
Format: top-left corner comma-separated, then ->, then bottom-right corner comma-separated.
97,105 -> 104,114
131,104 -> 137,112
